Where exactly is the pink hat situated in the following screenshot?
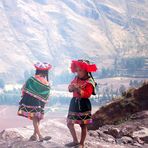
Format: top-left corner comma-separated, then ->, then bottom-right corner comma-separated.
34,62 -> 52,71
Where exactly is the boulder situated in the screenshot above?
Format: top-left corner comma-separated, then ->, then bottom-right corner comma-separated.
88,83 -> 148,130
0,129 -> 23,141
117,136 -> 133,144
104,128 -> 121,138
133,127 -> 148,144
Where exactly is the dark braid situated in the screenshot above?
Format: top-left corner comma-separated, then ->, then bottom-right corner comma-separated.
35,70 -> 49,81
78,59 -> 97,95
78,59 -> 97,85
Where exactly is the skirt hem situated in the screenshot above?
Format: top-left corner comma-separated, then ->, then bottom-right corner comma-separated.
67,119 -> 93,125
18,110 -> 44,120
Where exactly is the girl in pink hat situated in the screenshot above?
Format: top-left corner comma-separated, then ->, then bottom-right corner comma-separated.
18,62 -> 52,142
66,60 -> 97,148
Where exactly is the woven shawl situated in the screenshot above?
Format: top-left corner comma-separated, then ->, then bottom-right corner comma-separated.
23,76 -> 50,103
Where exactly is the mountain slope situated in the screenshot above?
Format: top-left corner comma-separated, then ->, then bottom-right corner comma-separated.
0,0 -> 147,82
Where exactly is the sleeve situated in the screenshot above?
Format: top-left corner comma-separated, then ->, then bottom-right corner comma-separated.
68,78 -> 76,92
80,83 -> 93,98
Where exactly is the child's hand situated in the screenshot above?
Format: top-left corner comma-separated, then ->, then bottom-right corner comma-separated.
69,84 -> 76,92
73,84 -> 81,93
69,83 -> 81,92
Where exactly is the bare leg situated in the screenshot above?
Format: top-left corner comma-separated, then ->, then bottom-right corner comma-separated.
80,124 -> 87,146
67,123 -> 78,143
33,117 -> 42,138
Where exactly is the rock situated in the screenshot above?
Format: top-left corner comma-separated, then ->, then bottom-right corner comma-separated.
119,136 -> 133,144
133,137 -> 145,145
88,83 -> 148,130
104,128 -> 122,138
0,129 -> 24,141
140,136 -> 148,144
89,131 -> 99,138
120,126 -> 134,137
132,142 -> 143,147
10,141 -> 45,148
133,127 -> 148,144
131,111 -> 148,120
105,137 -> 115,143
0,141 -> 8,148
89,130 -> 116,144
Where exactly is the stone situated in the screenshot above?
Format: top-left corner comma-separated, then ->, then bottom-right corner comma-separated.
0,130 -> 24,141
140,136 -> 148,144
133,127 -> 148,144
104,128 -> 122,138
131,111 -> 148,120
120,126 -> 133,137
120,136 -> 133,144
132,142 -> 143,147
89,131 -> 99,138
88,83 -> 148,130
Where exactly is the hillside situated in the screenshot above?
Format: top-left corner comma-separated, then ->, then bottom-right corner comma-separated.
0,0 -> 147,83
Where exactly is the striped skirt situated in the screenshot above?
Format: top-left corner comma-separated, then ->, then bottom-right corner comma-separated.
67,97 -> 92,125
18,93 -> 45,120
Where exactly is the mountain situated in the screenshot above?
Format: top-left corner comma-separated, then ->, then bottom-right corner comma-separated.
0,0 -> 147,83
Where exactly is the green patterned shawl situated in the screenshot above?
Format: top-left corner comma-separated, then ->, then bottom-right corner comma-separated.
23,76 -> 50,103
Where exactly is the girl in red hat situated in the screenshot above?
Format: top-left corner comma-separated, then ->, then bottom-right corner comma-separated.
18,62 -> 52,142
66,60 -> 97,148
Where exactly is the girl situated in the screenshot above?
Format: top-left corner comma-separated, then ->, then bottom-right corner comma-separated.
66,60 -> 97,148
18,62 -> 51,142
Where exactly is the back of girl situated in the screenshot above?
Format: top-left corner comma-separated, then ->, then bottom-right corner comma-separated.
18,62 -> 52,142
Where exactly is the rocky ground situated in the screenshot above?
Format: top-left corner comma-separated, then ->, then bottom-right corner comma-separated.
0,83 -> 147,148
0,111 -> 148,148
88,110 -> 148,148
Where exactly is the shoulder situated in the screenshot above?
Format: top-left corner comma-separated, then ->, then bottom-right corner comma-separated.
86,78 -> 96,88
34,75 -> 49,85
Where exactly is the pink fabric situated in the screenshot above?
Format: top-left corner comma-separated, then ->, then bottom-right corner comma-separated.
34,75 -> 49,85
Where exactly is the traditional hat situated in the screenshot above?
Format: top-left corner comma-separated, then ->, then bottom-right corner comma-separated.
34,62 -> 52,71
71,60 -> 97,73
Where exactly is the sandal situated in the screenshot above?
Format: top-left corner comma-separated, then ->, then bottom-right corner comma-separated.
29,135 -> 37,141
39,136 -> 52,142
65,142 -> 79,147
74,144 -> 84,148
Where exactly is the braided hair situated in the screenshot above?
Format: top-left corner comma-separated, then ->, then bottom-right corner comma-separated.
78,59 -> 97,95
35,70 -> 49,81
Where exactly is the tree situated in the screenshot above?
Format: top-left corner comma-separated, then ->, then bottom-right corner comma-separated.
0,79 -> 5,89
119,85 -> 126,95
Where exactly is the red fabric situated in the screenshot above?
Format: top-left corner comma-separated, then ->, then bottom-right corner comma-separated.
71,60 -> 97,73
69,77 -> 93,98
80,83 -> 93,98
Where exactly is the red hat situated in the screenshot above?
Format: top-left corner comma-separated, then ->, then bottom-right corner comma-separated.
34,62 -> 52,71
71,60 -> 97,73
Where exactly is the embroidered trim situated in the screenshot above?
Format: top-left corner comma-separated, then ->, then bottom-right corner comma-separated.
21,104 -> 42,109
23,89 -> 48,103
18,109 -> 44,120
68,111 -> 91,116
67,119 -> 93,125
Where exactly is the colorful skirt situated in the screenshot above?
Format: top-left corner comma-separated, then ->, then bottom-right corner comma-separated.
18,93 -> 45,120
67,97 -> 92,125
